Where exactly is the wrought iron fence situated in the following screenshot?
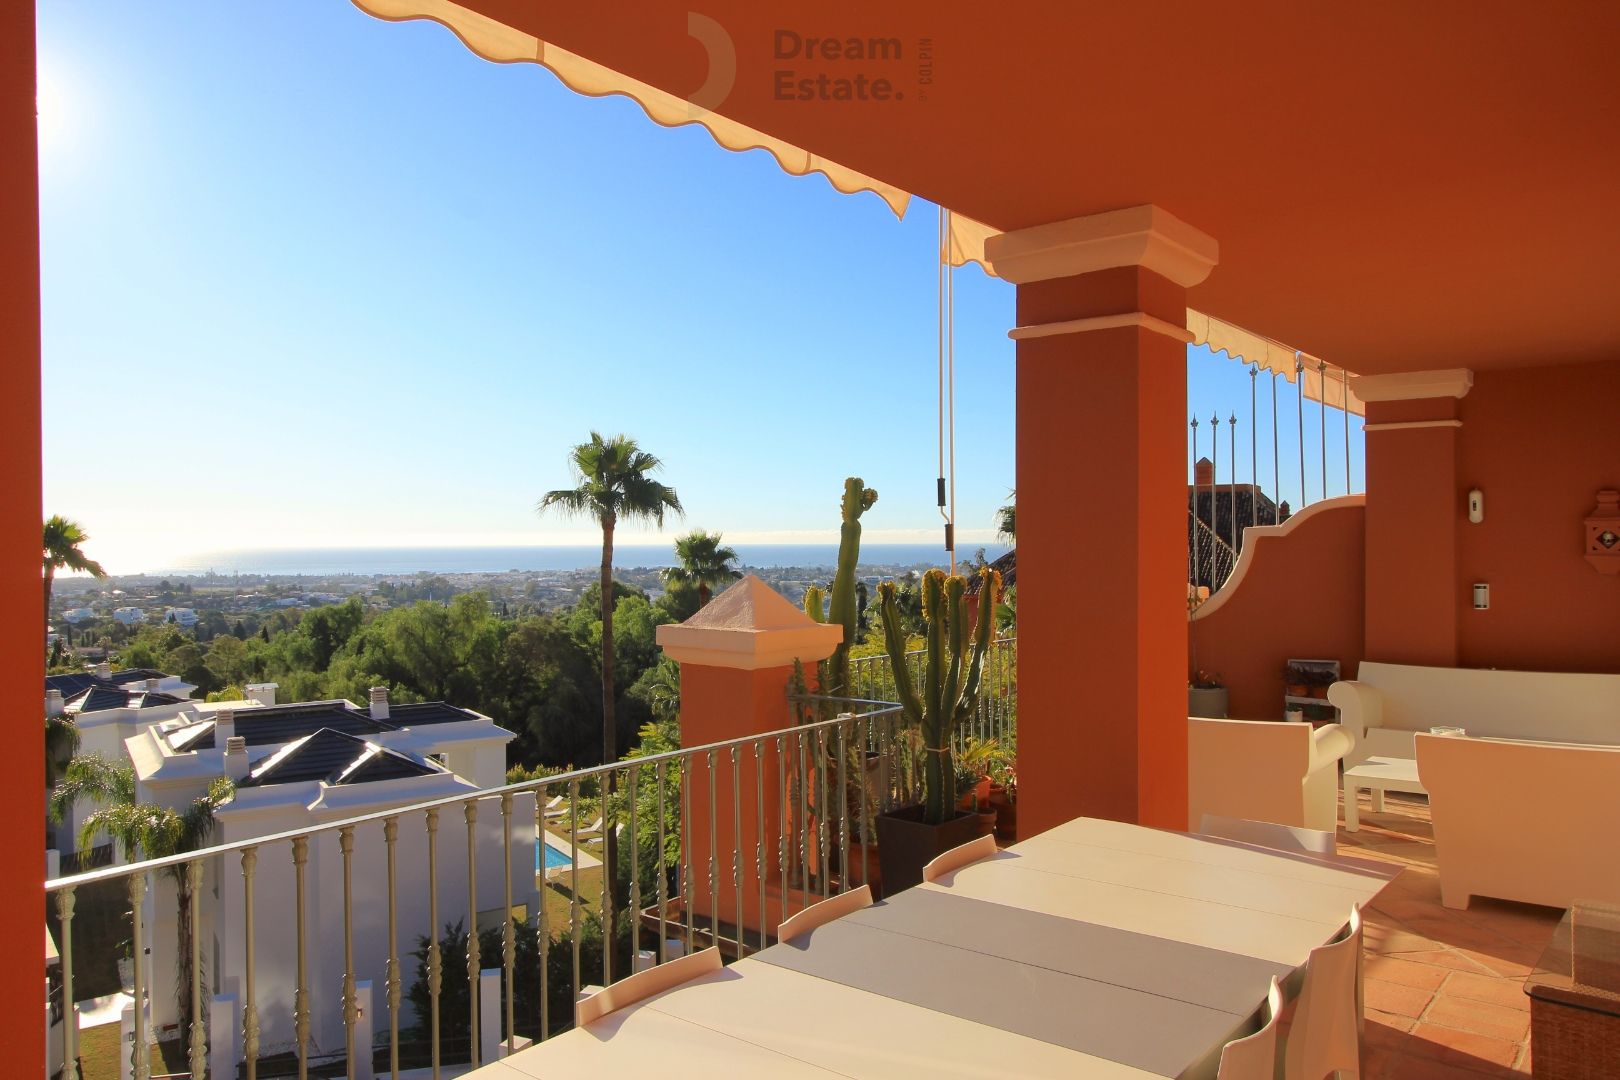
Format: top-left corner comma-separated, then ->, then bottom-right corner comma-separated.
44,702 -> 904,1080
846,635 -> 1017,748
1189,358 -> 1365,599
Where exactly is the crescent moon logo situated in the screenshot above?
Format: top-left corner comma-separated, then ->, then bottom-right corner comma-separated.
686,12 -> 736,118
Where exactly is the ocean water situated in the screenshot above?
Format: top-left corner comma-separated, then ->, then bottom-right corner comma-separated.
149,543 -> 1010,577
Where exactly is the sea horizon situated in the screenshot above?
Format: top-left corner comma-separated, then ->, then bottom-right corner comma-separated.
125,542 -> 1011,579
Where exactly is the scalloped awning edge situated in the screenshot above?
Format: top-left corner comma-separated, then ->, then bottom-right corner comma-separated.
350,0 -> 911,218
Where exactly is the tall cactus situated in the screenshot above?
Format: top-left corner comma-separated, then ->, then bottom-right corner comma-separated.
878,566 -> 1002,825
801,477 -> 878,699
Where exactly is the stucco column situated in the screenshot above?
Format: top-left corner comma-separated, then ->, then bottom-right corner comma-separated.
1353,369 -> 1474,666
655,576 -> 840,941
2,0 -> 42,1057
985,206 -> 1217,835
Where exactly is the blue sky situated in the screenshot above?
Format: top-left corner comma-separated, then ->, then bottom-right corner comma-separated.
37,2 -> 1360,574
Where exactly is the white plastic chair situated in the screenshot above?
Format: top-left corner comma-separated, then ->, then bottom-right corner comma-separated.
1218,975 -> 1285,1080
543,795 -> 566,817
1285,905 -> 1363,1080
576,815 -> 604,836
574,947 -> 722,1027
776,885 -> 873,945
922,834 -> 998,884
1200,813 -> 1336,857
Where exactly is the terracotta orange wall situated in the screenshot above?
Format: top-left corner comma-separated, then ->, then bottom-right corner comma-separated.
1016,268 -> 1188,835
1191,501 -> 1366,717
1454,358 -> 1620,672
1363,398 -> 1460,666
678,664 -> 794,935
2,0 -> 43,1063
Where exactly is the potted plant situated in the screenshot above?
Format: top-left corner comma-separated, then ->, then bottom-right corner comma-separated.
992,774 -> 1017,841
874,566 -> 1000,893
1303,667 -> 1336,699
1188,670 -> 1228,718
982,733 -> 1018,839
952,762 -> 998,837
955,736 -> 1000,808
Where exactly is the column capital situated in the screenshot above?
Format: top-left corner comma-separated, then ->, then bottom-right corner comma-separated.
984,204 -> 1218,287
656,575 -> 841,671
1351,368 -> 1474,403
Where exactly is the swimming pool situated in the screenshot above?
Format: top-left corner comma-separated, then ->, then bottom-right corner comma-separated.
538,842 -> 570,871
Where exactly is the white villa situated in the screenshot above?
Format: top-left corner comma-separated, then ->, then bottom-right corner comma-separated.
123,686 -> 533,1055
46,665 -> 215,855
163,606 -> 199,627
112,606 -> 146,626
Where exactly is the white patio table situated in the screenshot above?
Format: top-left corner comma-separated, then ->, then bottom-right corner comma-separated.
478,816 -> 1397,1080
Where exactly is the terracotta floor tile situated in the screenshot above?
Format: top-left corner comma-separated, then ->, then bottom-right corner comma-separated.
1407,1023 -> 1523,1070
1331,796 -> 1536,1068
1368,977 -> 1436,1018
1367,927 -> 1449,956
1455,905 -> 1561,948
1401,916 -> 1522,953
1368,955 -> 1452,991
1382,1051 -> 1513,1079
1360,1045 -> 1401,1080
1453,946 -> 1538,980
1367,1010 -> 1420,1046
1393,949 -> 1498,975
1442,970 -> 1532,1012
1422,995 -> 1531,1043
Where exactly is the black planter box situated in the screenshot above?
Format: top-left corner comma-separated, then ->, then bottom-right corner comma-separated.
874,805 -> 982,895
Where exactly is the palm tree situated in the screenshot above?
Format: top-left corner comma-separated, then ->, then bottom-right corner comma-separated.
538,433 -> 682,767
69,761 -> 233,1058
44,515 -> 106,632
45,714 -> 79,787
663,529 -> 741,607
540,434 -> 681,891
48,752 -> 134,830
995,492 -> 1016,545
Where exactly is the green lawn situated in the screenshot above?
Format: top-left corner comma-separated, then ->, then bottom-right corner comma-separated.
73,1024 -> 184,1080
539,867 -> 603,934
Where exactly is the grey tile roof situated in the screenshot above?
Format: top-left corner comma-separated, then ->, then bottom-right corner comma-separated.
238,728 -> 444,788
64,686 -> 184,714
167,699 -> 482,751
169,701 -> 392,751
47,668 -> 182,701
388,702 -> 483,726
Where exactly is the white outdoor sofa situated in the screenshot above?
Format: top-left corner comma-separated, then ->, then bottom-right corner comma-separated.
1187,717 -> 1352,835
1417,732 -> 1620,909
1329,661 -> 1620,829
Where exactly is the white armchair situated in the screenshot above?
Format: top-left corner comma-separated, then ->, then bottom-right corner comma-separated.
1187,717 -> 1352,834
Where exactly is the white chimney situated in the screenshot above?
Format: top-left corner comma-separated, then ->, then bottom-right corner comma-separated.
224,736 -> 250,781
245,682 -> 278,708
95,661 -> 111,679
146,678 -> 162,694
369,686 -> 390,721
214,709 -> 236,749
45,689 -> 64,718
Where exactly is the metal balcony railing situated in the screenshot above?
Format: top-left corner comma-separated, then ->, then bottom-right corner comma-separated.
44,702 -> 903,1080
846,635 -> 1017,747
